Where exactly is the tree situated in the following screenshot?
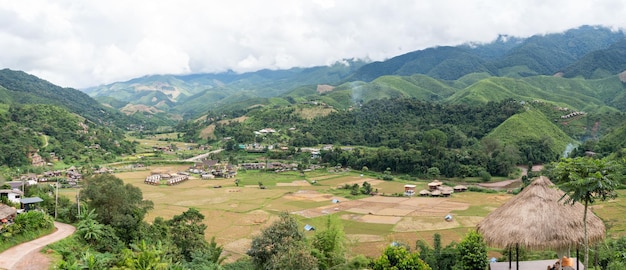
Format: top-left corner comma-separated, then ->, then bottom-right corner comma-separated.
81,174 -> 154,244
185,238 -> 227,270
311,215 -> 346,269
76,209 -> 104,245
456,231 -> 487,270
167,208 -> 209,262
426,167 -> 440,179
373,245 -> 431,270
416,233 -> 458,270
360,181 -> 372,195
552,157 -> 620,269
120,240 -> 174,270
247,212 -> 312,270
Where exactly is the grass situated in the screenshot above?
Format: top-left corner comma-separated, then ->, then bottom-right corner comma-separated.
0,226 -> 56,253
593,189 -> 626,237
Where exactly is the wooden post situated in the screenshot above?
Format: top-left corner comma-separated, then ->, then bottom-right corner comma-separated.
509,246 -> 512,269
516,243 -> 519,270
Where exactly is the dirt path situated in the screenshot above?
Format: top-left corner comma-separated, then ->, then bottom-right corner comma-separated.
184,148 -> 224,162
0,222 -> 75,270
477,165 -> 544,190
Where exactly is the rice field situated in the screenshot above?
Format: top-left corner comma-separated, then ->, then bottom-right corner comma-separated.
57,166 -> 626,261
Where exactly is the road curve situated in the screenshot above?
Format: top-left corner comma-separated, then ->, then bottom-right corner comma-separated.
0,221 -> 75,270
184,148 -> 224,162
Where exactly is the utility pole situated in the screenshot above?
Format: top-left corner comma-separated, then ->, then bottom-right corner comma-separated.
76,188 -> 80,216
55,178 -> 58,219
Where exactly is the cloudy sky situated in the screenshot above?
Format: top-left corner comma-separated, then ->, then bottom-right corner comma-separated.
1,0 -> 625,88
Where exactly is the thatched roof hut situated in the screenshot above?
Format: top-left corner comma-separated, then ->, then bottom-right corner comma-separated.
477,176 -> 605,250
0,203 -> 17,221
419,190 -> 431,196
453,185 -> 467,192
428,180 -> 442,190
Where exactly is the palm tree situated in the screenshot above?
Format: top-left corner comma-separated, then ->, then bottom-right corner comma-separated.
77,209 -> 104,245
553,157 -> 620,269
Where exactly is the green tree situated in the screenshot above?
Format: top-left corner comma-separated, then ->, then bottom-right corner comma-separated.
416,233 -> 458,270
268,241 -> 318,270
167,208 -> 209,262
360,181 -> 372,195
76,209 -> 104,245
311,215 -> 346,269
456,231 -> 487,270
247,212 -> 312,270
81,174 -> 154,244
426,167 -> 440,179
552,157 -> 620,269
120,240 -> 173,270
373,245 -> 431,270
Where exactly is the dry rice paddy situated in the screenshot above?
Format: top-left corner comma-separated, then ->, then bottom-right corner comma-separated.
71,166 -> 623,261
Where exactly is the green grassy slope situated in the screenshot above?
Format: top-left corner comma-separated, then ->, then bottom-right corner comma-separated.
446,76 -> 623,113
484,108 -> 574,154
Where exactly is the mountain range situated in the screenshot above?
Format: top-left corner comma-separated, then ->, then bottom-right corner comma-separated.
2,25 -> 626,168
82,25 -> 626,121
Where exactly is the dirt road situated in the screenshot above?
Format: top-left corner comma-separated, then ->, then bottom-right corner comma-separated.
0,222 -> 75,270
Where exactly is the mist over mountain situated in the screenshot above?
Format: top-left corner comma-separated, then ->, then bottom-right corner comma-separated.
81,25 -> 626,120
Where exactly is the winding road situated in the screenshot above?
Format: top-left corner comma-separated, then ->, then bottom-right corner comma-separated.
0,222 -> 75,270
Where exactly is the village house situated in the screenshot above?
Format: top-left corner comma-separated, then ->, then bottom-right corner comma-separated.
29,152 -> 46,167
0,189 -> 23,204
241,163 -> 266,170
20,197 -> 43,212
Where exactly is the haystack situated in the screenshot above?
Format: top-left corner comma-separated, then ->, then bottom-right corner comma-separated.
477,176 -> 605,251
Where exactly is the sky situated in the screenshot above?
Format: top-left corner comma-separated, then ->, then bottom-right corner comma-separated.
1,0 -> 625,89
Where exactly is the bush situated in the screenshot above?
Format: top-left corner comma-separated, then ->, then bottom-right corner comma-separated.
478,170 -> 491,182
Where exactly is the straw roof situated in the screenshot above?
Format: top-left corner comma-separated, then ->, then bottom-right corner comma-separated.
453,185 -> 467,190
0,204 -> 17,220
428,180 -> 442,187
477,176 -> 605,250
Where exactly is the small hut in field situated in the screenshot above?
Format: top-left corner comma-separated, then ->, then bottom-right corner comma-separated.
453,185 -> 467,192
477,176 -> 605,269
404,184 -> 416,196
428,180 -> 442,191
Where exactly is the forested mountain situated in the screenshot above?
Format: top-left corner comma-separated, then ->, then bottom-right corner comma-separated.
0,69 -> 138,128
347,25 -> 625,81
0,104 -> 136,167
0,70 -> 139,167
84,25 -> 626,120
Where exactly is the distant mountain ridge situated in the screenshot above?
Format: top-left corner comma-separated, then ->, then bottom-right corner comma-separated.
83,25 -> 626,119
84,59 -> 367,117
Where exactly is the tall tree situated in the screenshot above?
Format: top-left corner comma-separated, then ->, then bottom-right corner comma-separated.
247,212 -> 313,270
167,208 -> 209,262
552,157 -> 620,269
81,174 -> 153,244
311,215 -> 346,269
456,231 -> 487,270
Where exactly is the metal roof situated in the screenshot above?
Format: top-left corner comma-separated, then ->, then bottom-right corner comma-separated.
20,197 -> 44,204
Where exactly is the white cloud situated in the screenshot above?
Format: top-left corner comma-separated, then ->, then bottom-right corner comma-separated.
0,0 -> 625,88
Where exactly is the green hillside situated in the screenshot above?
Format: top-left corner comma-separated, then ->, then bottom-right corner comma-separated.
446,76 -> 623,113
0,69 -> 137,128
484,108 -> 574,160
